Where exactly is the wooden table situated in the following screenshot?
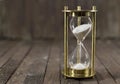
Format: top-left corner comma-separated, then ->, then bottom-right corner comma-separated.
0,39 -> 120,84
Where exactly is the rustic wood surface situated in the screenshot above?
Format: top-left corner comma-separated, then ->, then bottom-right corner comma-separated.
0,39 -> 119,84
0,0 -> 120,39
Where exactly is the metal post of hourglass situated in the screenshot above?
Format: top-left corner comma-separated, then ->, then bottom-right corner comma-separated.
63,6 -> 68,77
91,6 -> 97,75
62,6 -> 97,78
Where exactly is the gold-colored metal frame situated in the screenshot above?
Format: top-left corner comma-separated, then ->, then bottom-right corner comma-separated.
63,6 -> 97,78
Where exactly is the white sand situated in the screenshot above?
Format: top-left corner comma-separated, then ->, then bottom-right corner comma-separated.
72,24 -> 91,34
71,63 -> 88,70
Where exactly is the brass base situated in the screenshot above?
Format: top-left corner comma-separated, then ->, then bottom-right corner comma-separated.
62,68 -> 95,78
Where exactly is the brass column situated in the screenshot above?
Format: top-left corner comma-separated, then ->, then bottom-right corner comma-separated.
64,6 -> 68,76
91,6 -> 96,75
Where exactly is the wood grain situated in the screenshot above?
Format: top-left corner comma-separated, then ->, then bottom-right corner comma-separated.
96,40 -> 120,84
0,41 -> 23,67
43,41 -> 60,84
0,40 -> 119,84
0,0 -> 120,39
0,41 -> 31,84
7,41 -> 51,84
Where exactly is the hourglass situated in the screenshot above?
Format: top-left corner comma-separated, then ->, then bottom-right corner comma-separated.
62,6 -> 97,78
69,14 -> 92,70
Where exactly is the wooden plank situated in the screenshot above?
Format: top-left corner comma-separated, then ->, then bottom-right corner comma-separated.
0,40 -> 7,45
2,0 -> 25,39
43,41 -> 60,84
95,58 -> 116,84
0,41 -> 17,58
0,41 -> 23,67
6,41 -> 51,84
0,41 -> 31,84
109,40 -> 120,65
80,78 -> 98,84
24,0 -> 34,40
24,75 -> 42,84
106,0 -> 120,37
61,77 -> 80,84
1,0 -> 120,39
96,40 -> 120,84
0,41 -> 8,50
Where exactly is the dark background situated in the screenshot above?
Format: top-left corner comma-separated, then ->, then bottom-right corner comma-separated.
0,0 -> 120,40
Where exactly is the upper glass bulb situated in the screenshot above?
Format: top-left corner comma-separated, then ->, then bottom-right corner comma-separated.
70,16 -> 92,41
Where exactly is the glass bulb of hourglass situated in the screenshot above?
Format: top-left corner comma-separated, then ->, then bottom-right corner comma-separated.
69,16 -> 92,70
